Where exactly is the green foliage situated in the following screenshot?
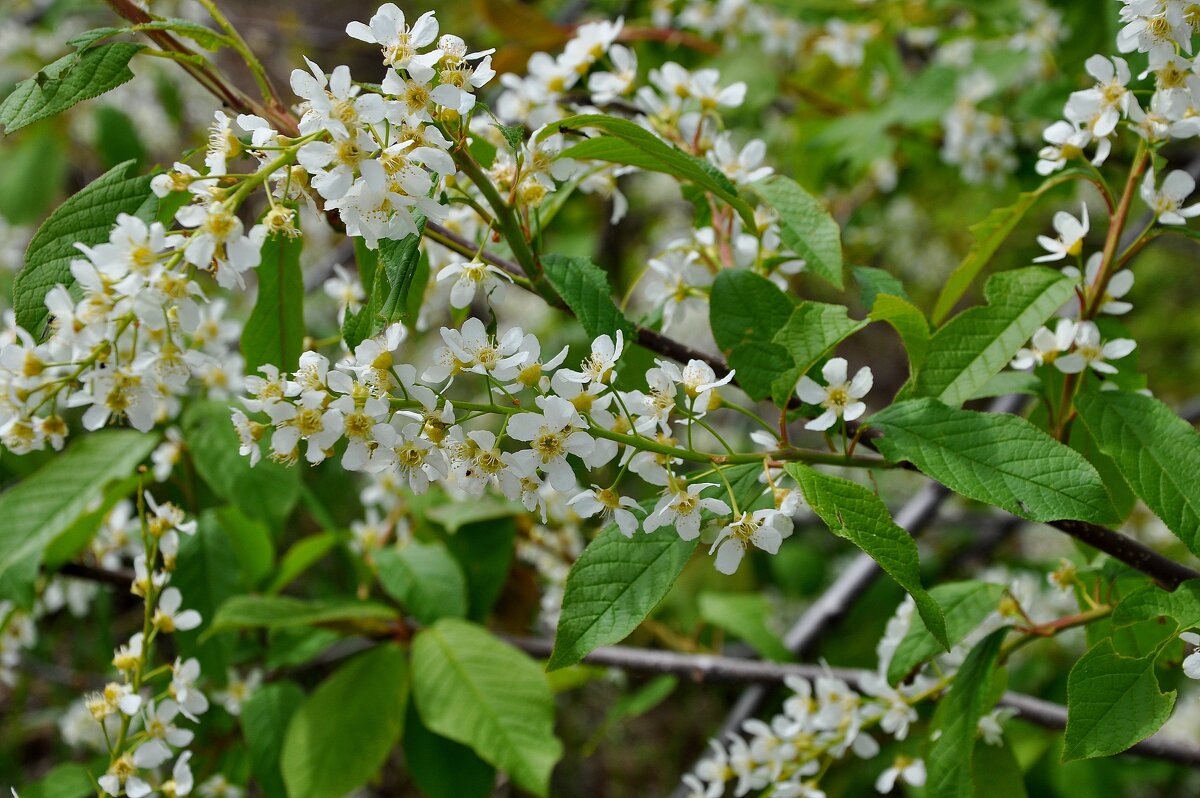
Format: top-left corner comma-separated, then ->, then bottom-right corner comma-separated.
542,253 -> 635,340
870,293 -> 930,374
403,703 -> 497,798
182,400 -> 300,527
1075,390 -> 1200,556
754,175 -> 844,289
340,226 -> 428,346
912,267 -> 1074,407
870,399 -> 1119,525
266,532 -> 341,594
441,517 -> 517,620
0,131 -> 68,225
375,542 -> 469,625
549,524 -> 696,670
788,464 -> 947,649
208,595 -> 399,636
709,269 -> 794,401
546,114 -> 757,228
926,627 -> 1008,798
243,229 -> 304,375
932,168 -> 1090,323
14,160 -> 153,334
18,764 -> 93,798
698,592 -> 791,660
242,681 -> 305,798
887,580 -> 1007,684
0,42 -> 145,135
1064,639 -> 1175,761
0,430 -> 156,605
412,619 -> 562,796
281,644 -> 408,798
852,265 -> 909,309
771,301 -> 867,405
1112,579 -> 1200,632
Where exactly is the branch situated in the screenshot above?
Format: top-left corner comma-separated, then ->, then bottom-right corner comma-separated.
107,3 -> 1200,592
507,636 -> 1200,767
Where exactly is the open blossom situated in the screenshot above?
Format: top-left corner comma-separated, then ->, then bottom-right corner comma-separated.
1034,204 -> 1089,262
875,756 -> 926,794
560,330 -> 624,385
568,485 -> 641,537
1062,253 -> 1134,315
710,509 -> 792,574
505,396 -> 595,491
1053,321 -> 1136,375
1141,169 -> 1200,225
1182,632 -> 1200,679
644,482 -> 731,541
1012,319 -> 1076,369
796,358 -> 873,431
436,257 -> 514,308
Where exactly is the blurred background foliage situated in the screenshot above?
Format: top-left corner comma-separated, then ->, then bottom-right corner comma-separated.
3,0 -> 1200,795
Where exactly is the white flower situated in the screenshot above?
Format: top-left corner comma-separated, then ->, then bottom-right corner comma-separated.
1062,253 -> 1134,315
1181,632 -> 1200,679
977,706 -> 1017,745
170,657 -> 210,721
153,587 -> 203,633
644,483 -> 731,541
505,396 -> 595,491
875,756 -> 926,793
345,5 -> 439,71
796,358 -> 873,431
568,486 -> 641,537
436,258 -> 513,308
1012,319 -> 1076,370
1054,321 -> 1136,375
1034,203 -> 1089,262
588,44 -> 637,103
161,752 -> 195,798
710,509 -> 791,574
215,668 -> 263,715
1141,169 -> 1200,225
560,330 -> 624,385
134,699 -> 192,768
659,359 -> 734,414
99,754 -> 151,798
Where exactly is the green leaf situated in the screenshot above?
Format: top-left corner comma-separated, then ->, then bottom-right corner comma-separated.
1075,390 -> 1200,556
853,265 -> 909,308
698,592 -> 791,660
174,510 -> 242,672
971,370 -> 1043,400
182,400 -> 300,527
887,580 -> 1006,684
15,160 -> 153,334
208,595 -> 399,636
0,430 -> 156,604
209,505 -> 275,589
870,399 -> 1119,525
870,294 -> 930,374
754,175 -> 844,289
971,741 -> 1029,798
342,237 -> 385,350
932,168 -> 1089,324
913,268 -> 1073,407
376,542 -> 468,625
412,619 -> 562,796
0,42 -> 145,135
243,230 -> 304,375
266,532 -> 341,594
787,464 -> 947,649
709,269 -> 794,401
550,524 -> 695,671
1063,639 -> 1175,761
442,517 -> 517,621
0,129 -> 68,224
1112,579 -> 1200,632
403,702 -> 496,798
770,300 -> 867,405
242,681 -> 305,798
378,219 -> 427,323
19,763 -> 94,798
546,114 -> 756,228
926,627 -> 1008,798
542,253 -> 635,340
281,644 -> 408,798
496,123 -> 526,151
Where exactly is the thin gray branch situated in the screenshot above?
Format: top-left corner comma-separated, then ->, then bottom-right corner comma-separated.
508,637 -> 1200,767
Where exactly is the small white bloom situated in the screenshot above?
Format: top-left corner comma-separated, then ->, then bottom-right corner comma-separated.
875,756 -> 926,793
796,358 -> 872,431
1141,169 -> 1200,225
710,509 -> 791,574
1054,321 -> 1136,375
1034,203 -> 1089,262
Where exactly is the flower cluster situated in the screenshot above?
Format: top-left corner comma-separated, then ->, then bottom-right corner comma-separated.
680,593 -> 1024,798
233,318 -> 869,573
